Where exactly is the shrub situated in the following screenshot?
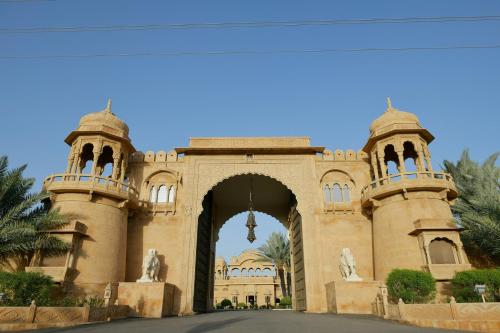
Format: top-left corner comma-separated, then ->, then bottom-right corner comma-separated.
220,298 -> 232,308
451,269 -> 500,302
279,296 -> 292,307
0,271 -> 54,306
386,269 -> 436,304
53,295 -> 104,308
237,302 -> 247,309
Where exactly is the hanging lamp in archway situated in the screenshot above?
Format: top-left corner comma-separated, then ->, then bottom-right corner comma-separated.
246,176 -> 257,243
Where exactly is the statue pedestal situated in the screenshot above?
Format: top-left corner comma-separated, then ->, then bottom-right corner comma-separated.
325,280 -> 382,314
117,282 -> 175,318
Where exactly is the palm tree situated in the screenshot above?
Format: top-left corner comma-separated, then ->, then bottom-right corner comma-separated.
443,150 -> 500,265
0,155 -> 69,271
256,232 -> 291,297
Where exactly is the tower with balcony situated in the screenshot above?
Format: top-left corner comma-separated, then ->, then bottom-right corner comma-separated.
362,99 -> 470,282
41,100 -> 137,294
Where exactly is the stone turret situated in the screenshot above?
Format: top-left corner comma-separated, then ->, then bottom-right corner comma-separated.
42,99 -> 138,294
362,99 -> 470,282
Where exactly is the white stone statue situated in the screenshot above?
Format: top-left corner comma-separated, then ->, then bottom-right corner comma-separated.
137,249 -> 160,282
339,248 -> 362,282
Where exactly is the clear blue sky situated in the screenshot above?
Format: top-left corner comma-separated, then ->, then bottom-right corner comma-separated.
1,1 -> 499,259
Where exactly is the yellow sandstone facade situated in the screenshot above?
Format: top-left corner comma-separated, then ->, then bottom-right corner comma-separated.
33,98 -> 471,316
213,250 -> 284,308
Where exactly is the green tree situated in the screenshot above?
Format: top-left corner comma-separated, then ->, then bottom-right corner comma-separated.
220,298 -> 232,308
256,232 -> 291,297
386,269 -> 436,304
0,156 -> 69,271
443,150 -> 500,264
0,271 -> 54,306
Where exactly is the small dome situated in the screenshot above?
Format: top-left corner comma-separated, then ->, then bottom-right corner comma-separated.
215,256 -> 227,263
369,98 -> 420,133
77,99 -> 129,139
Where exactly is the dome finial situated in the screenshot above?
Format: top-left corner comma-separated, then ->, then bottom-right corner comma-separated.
386,97 -> 394,112
105,98 -> 112,114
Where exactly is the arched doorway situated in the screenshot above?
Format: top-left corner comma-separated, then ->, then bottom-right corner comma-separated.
193,174 -> 306,313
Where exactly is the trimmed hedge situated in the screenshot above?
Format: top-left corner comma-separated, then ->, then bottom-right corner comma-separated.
220,298 -> 232,307
386,269 -> 436,304
279,296 -> 292,307
451,268 -> 500,302
0,271 -> 54,306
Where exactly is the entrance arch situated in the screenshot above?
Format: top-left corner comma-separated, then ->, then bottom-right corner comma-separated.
193,174 -> 307,312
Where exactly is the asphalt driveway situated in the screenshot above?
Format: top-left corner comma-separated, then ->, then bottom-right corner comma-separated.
33,310 -> 465,333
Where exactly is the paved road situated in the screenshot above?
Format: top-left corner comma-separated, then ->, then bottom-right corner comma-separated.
35,310 -> 464,333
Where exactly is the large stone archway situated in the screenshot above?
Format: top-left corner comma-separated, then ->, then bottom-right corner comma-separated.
40,106 -> 469,318
191,173 -> 307,313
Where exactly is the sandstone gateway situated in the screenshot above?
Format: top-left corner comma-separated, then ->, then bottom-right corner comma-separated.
31,99 -> 471,316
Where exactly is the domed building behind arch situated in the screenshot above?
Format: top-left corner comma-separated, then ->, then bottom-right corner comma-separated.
213,250 -> 284,308
33,98 -> 471,317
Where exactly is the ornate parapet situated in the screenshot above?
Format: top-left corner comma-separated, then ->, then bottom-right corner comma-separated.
43,173 -> 139,204
321,149 -> 368,161
361,171 -> 457,207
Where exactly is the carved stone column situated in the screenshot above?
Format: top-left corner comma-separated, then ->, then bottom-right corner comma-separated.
371,151 -> 379,181
112,156 -> 120,180
396,150 -> 406,179
423,148 -> 433,174
416,150 -> 426,175
378,157 -> 387,184
91,150 -> 100,176
120,158 -> 127,183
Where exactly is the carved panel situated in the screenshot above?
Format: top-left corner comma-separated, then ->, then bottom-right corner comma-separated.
0,307 -> 28,323
403,304 -> 452,320
34,307 -> 85,323
456,303 -> 500,320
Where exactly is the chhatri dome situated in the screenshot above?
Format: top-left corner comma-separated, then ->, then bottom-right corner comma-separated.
369,97 -> 421,134
65,98 -> 131,144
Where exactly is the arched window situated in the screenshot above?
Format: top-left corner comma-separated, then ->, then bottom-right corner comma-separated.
429,238 -> 457,264
231,268 -> 240,277
97,146 -> 114,177
384,144 -> 400,179
248,268 -> 254,277
157,185 -> 168,203
79,143 -> 94,174
101,163 -> 113,177
403,141 -> 418,177
168,186 -> 176,203
149,186 -> 157,203
262,268 -> 271,276
343,184 -> 350,202
386,161 -> 399,175
255,268 -> 261,276
332,184 -> 343,202
241,268 -> 247,277
323,185 -> 331,202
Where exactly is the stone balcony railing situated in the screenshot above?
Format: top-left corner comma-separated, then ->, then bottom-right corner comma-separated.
43,173 -> 139,202
215,276 -> 278,285
361,171 -> 457,206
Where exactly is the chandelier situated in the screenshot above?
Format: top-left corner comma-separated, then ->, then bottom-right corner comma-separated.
246,176 -> 257,243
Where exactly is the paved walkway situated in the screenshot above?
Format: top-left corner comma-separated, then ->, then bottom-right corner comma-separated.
35,310 -> 464,333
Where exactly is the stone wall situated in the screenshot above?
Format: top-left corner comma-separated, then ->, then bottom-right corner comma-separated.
379,299 -> 500,333
0,302 -> 129,331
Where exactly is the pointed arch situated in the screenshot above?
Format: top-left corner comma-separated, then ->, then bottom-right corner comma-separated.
157,185 -> 168,203
332,183 -> 343,202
